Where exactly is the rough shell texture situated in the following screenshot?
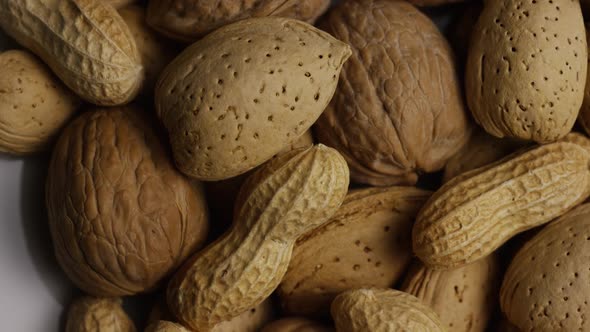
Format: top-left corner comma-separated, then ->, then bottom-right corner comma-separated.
315,0 -> 470,187
465,0 -> 587,142
501,203 -> 590,331
205,130 -> 314,234
46,107 -> 209,296
413,142 -> 590,269
331,288 -> 445,332
279,186 -> 431,317
146,0 -> 331,42
118,5 -> 178,94
261,318 -> 334,332
0,0 -> 143,106
146,321 -> 189,332
156,17 -> 351,181
578,27 -> 590,135
211,298 -> 274,332
167,145 -> 349,331
401,255 -> 500,332
66,297 -> 136,332
442,130 -> 527,183
0,50 -> 79,155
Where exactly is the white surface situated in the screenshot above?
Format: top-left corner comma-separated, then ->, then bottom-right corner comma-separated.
0,3 -> 461,331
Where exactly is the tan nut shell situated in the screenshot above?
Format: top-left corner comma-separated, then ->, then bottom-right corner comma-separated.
118,5 -> 177,95
465,0 -> 587,142
0,0 -> 143,106
315,0 -> 470,187
211,298 -> 274,332
413,141 -> 590,269
167,145 -> 349,331
500,203 -> 590,331
0,50 -> 79,155
279,186 -> 431,317
331,288 -> 445,332
261,318 -> 334,332
66,297 -> 136,332
578,27 -> 590,135
442,130 -> 527,183
47,107 -> 209,296
156,17 -> 351,181
146,0 -> 330,42
146,321 -> 189,332
401,255 -> 500,332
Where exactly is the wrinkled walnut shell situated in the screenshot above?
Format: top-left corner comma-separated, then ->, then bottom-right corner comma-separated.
47,106 -> 209,296
315,0 -> 470,186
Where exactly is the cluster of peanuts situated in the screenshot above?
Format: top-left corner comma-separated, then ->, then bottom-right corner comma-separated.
1,0 -> 590,331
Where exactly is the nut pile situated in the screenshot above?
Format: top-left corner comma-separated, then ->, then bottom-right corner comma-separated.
1,0 -> 590,331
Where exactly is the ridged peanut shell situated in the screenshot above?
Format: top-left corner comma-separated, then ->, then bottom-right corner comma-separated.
167,145 -> 349,331
331,288 -> 445,332
66,297 -> 136,332
0,50 -> 79,155
146,0 -> 330,42
156,17 -> 351,181
146,321 -> 189,332
47,107 -> 209,296
501,203 -> 590,331
465,0 -> 587,142
413,142 -> 590,269
261,318 -> 334,332
279,186 -> 430,317
118,5 -> 177,94
442,130 -> 527,183
401,255 -> 500,332
315,0 -> 470,186
0,0 -> 143,106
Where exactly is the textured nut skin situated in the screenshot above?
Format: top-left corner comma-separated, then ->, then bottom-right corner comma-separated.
47,107 -> 209,296
501,203 -> 590,331
331,288 -> 445,332
156,17 -> 351,181
279,186 -> 431,317
0,0 -> 143,106
261,318 -> 334,332
146,321 -> 189,332
413,142 -> 590,269
315,0 -> 470,187
211,298 -> 274,332
578,27 -> 590,135
0,50 -> 79,155
465,0 -> 587,142
442,130 -> 527,183
119,5 -> 177,94
401,255 -> 500,332
146,0 -> 330,42
167,145 -> 349,331
66,297 -> 136,332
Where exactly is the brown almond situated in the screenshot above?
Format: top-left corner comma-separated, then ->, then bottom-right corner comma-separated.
401,255 -> 501,332
500,203 -> 590,331
279,186 -> 430,317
